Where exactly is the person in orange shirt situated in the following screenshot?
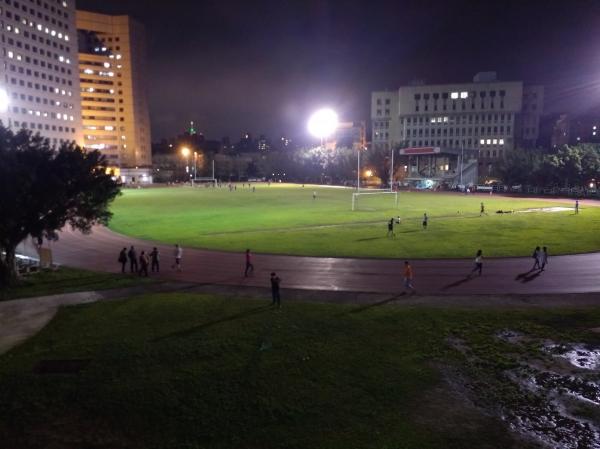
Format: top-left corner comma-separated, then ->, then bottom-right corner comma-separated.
404,261 -> 415,292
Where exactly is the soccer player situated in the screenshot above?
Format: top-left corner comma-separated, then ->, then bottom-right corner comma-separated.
575,200 -> 580,214
480,202 -> 486,216
422,213 -> 428,229
313,191 -> 317,200
387,218 -> 395,238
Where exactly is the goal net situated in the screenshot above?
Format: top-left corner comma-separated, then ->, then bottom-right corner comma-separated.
352,190 -> 398,211
194,177 -> 218,187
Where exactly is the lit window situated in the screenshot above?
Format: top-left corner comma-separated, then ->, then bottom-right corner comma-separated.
443,117 -> 449,122
450,92 -> 459,99
499,139 -> 505,145
480,139 -> 485,145
593,126 -> 597,130
486,139 -> 491,145
8,51 -> 13,59
460,92 -> 468,99
84,68 -> 94,75
493,139 -> 498,145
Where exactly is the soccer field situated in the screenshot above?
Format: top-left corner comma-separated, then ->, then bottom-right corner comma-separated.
108,184 -> 600,259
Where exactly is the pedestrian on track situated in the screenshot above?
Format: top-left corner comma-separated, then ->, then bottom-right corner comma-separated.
150,247 -> 160,273
244,249 -> 254,277
470,249 -> 483,277
128,245 -> 138,274
118,247 -> 127,273
139,251 -> 149,277
172,244 -> 183,271
540,246 -> 548,271
403,261 -> 415,293
270,272 -> 281,307
532,246 -> 541,270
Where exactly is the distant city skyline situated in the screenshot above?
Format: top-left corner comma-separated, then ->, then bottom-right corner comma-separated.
76,0 -> 600,141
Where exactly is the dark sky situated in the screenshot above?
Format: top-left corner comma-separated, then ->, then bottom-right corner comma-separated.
77,0 -> 600,142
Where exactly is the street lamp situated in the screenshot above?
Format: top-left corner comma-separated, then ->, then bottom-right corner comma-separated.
181,147 -> 192,186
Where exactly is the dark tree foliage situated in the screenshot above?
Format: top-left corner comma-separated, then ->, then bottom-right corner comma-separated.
497,144 -> 600,187
0,126 -> 120,285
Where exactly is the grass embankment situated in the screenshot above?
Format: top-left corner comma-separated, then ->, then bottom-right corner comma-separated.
2,293 -> 599,448
108,185 -> 600,258
0,267 -> 153,301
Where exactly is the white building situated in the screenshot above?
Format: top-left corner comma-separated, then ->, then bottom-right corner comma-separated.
0,0 -> 82,146
372,72 -> 544,162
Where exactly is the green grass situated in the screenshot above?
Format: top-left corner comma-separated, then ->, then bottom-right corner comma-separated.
2,293 -> 598,448
108,184 -> 600,258
0,267 -> 154,301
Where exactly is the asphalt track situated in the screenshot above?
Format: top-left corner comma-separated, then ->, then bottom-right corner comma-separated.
20,220 -> 600,295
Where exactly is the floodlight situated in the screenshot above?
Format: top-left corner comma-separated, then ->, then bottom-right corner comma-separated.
307,108 -> 339,139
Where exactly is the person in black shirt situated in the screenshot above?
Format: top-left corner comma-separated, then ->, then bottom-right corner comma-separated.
270,272 -> 281,308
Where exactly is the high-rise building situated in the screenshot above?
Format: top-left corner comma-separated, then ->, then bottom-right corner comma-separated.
371,72 -> 544,160
0,0 -> 82,146
76,10 -> 152,183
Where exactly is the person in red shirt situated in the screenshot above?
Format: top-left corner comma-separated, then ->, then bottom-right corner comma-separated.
404,261 -> 415,293
244,249 -> 254,277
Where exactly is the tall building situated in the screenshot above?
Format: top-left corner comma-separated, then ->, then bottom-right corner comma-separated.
0,0 -> 82,146
76,10 -> 152,183
371,72 -> 544,160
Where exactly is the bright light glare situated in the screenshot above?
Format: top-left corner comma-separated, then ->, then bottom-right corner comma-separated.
307,108 -> 339,139
0,88 -> 9,113
181,147 -> 191,157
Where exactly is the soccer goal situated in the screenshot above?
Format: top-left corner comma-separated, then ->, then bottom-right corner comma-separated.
193,176 -> 218,187
352,190 -> 398,211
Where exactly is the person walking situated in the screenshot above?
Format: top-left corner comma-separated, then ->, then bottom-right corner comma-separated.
244,249 -> 254,277
540,246 -> 549,271
470,249 -> 483,276
172,244 -> 183,271
150,247 -> 160,273
139,251 -> 149,277
422,213 -> 428,229
403,261 -> 415,292
118,247 -> 127,273
127,246 -> 138,273
270,272 -> 281,307
532,246 -> 541,270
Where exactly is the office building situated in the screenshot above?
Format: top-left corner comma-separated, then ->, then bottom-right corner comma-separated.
77,10 -> 152,183
371,72 -> 544,160
0,0 -> 82,146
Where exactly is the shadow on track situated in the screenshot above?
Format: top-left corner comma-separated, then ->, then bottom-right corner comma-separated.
343,292 -> 408,315
442,275 -> 475,291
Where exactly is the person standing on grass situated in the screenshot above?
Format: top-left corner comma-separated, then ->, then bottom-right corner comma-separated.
128,245 -> 138,273
313,191 -> 317,201
575,199 -> 580,214
150,247 -> 160,273
480,202 -> 486,216
387,218 -> 395,238
532,246 -> 541,270
139,251 -> 149,277
403,261 -> 415,292
118,247 -> 127,273
422,213 -> 428,229
244,249 -> 254,277
172,244 -> 183,271
540,246 -> 549,271
470,249 -> 483,276
271,272 -> 281,307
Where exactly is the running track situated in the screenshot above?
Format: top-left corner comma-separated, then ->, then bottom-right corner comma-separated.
19,221 -> 600,296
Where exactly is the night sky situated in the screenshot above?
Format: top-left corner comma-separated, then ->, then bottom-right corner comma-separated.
77,0 -> 600,142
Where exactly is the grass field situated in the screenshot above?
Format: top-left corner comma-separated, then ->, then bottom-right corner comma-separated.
2,293 -> 599,448
0,267 -> 154,301
108,184 -> 600,258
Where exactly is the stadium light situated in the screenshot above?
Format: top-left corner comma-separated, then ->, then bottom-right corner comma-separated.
181,147 -> 193,186
307,108 -> 339,139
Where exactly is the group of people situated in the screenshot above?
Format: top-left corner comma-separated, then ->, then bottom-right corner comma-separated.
118,244 -> 183,277
531,246 -> 549,271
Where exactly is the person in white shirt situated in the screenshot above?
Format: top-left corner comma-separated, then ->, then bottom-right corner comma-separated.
172,244 -> 183,271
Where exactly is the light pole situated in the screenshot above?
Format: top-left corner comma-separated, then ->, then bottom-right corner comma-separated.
181,147 -> 192,186
193,151 -> 198,181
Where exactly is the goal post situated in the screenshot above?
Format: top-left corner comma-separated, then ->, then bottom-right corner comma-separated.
193,176 -> 218,187
352,190 -> 398,211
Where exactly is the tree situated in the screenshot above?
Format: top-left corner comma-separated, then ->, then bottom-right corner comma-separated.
0,127 -> 120,285
495,148 -> 542,186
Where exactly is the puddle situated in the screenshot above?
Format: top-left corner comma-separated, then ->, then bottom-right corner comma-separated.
463,331 -> 600,448
516,207 -> 573,214
544,343 -> 600,370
